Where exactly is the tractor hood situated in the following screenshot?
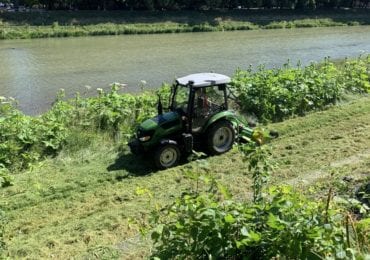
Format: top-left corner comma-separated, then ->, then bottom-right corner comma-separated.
140,111 -> 180,131
136,111 -> 182,145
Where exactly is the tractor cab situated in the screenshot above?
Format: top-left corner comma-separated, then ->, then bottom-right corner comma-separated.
129,73 -> 256,169
170,73 -> 230,134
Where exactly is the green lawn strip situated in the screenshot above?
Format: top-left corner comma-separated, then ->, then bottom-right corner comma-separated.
269,97 -> 370,181
1,96 -> 370,258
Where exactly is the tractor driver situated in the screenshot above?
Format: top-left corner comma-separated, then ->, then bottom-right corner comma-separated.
192,88 -> 210,131
194,88 -> 210,117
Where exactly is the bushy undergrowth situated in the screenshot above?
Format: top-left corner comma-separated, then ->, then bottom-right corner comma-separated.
0,97 -> 68,173
231,56 -> 370,122
0,84 -> 171,176
148,144 -> 370,259
0,57 -> 368,179
150,185 -> 367,259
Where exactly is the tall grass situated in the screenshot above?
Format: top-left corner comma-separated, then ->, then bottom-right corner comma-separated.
1,9 -> 370,40
231,56 -> 370,122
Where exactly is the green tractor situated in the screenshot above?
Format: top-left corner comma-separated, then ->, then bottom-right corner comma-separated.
128,73 -> 276,169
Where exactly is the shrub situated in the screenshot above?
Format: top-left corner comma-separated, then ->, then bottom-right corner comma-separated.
148,144 -> 367,259
149,182 -> 362,259
0,83 -> 172,174
230,56 -> 370,122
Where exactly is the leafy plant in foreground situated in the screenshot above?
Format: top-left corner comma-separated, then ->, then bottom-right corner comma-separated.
239,142 -> 272,203
149,181 -> 362,259
148,145 -> 367,259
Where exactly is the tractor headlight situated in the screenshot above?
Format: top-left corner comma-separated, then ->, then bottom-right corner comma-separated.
139,136 -> 151,142
137,128 -> 154,142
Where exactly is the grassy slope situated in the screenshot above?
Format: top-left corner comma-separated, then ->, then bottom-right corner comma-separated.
1,96 -> 370,258
1,9 -> 370,39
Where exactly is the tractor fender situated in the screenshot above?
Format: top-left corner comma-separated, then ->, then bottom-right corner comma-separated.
159,139 -> 178,146
202,111 -> 236,133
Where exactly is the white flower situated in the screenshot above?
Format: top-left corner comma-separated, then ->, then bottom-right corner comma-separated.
110,82 -> 127,88
110,82 -> 120,87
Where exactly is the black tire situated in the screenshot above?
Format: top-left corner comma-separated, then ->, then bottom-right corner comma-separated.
269,130 -> 279,139
154,144 -> 181,169
206,120 -> 235,155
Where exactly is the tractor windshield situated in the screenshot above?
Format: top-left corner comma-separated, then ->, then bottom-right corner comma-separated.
172,85 -> 190,113
192,85 -> 227,131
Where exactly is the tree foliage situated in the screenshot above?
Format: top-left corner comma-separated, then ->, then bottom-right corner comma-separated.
10,0 -> 370,10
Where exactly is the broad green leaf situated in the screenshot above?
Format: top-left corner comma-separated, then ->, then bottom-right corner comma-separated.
224,214 -> 235,224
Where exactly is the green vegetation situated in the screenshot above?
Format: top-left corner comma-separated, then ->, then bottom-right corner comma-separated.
0,57 -> 369,258
149,174 -> 368,259
148,139 -> 369,259
1,10 -> 370,39
0,57 -> 368,175
231,57 -> 370,122
0,209 -> 5,255
4,0 -> 370,11
1,96 -> 369,258
0,86 -> 163,174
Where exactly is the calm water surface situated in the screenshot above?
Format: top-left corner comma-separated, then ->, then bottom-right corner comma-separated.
1,26 -> 370,114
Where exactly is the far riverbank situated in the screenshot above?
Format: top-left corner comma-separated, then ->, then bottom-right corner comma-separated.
1,9 -> 370,40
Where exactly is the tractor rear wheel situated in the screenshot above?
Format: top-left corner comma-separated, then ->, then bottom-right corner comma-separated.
154,144 -> 181,169
206,120 -> 235,155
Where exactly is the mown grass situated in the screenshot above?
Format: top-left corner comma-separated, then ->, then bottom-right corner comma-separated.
1,95 -> 369,259
1,9 -> 370,39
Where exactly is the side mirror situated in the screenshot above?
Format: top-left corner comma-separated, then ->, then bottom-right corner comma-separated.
169,85 -> 175,110
157,94 -> 163,115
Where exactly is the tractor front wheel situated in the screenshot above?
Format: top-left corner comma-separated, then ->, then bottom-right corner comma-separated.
207,120 -> 235,155
154,144 -> 181,169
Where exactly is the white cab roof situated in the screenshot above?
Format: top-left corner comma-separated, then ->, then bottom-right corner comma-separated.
176,73 -> 230,87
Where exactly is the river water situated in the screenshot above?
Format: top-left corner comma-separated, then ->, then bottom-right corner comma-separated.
1,26 -> 370,115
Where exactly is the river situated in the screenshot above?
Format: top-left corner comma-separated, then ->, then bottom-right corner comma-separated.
1,26 -> 370,115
